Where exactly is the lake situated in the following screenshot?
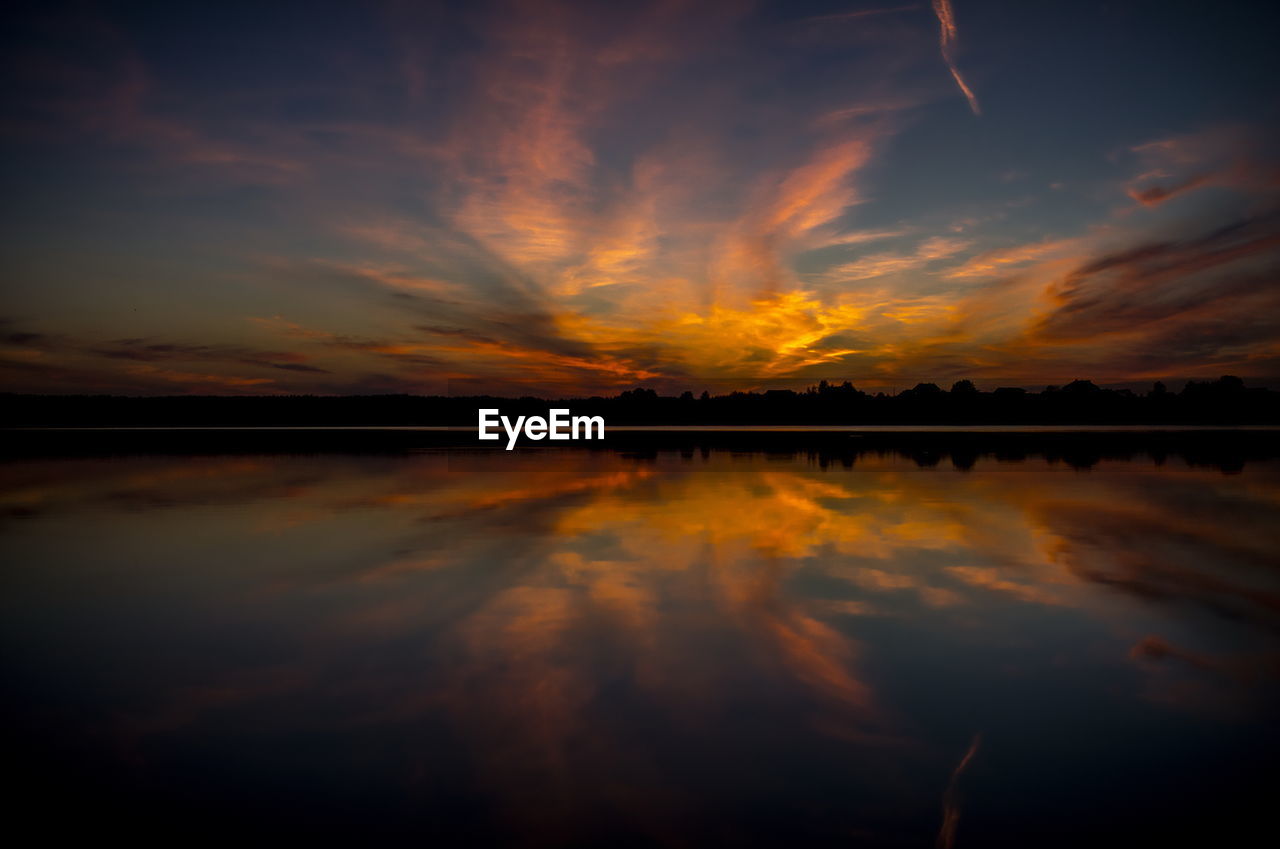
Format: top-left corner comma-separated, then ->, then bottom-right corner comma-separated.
3,442 -> 1278,846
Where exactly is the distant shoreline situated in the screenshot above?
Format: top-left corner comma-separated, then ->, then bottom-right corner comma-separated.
8,424 -> 1280,432
5,425 -> 1276,473
6,377 -> 1278,429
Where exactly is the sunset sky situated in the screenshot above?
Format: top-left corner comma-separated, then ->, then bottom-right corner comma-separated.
3,0 -> 1278,395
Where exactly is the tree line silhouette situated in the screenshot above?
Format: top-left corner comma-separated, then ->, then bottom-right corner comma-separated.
3,375 -> 1277,427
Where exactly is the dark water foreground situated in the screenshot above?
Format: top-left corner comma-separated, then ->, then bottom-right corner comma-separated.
2,436 -> 1278,846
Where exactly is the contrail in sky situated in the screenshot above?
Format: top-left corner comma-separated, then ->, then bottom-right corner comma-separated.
936,732 -> 982,849
932,0 -> 981,114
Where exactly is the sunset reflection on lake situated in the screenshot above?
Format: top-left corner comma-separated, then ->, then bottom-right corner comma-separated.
3,448 -> 1278,846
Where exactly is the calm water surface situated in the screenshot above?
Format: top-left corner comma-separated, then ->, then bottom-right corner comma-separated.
3,448 -> 1278,846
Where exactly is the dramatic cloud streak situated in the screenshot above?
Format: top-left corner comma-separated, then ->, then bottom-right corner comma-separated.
931,0 -> 980,115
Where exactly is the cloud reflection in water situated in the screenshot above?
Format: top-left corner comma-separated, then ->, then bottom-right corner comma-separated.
2,449 -> 1278,845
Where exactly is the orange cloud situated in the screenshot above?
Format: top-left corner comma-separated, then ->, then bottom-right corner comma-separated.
708,138 -> 881,298
823,236 -> 971,282
942,238 -> 1078,280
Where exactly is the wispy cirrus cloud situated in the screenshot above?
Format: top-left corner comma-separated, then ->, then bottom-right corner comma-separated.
91,339 -> 330,374
930,0 -> 980,115
821,235 -> 971,283
0,323 -> 331,393
1122,126 -> 1280,208
712,137 -> 883,297
941,238 -> 1079,280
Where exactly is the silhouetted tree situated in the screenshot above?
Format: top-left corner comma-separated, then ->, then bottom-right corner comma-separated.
1217,375 -> 1245,392
906,382 -> 943,397
1063,379 -> 1100,394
